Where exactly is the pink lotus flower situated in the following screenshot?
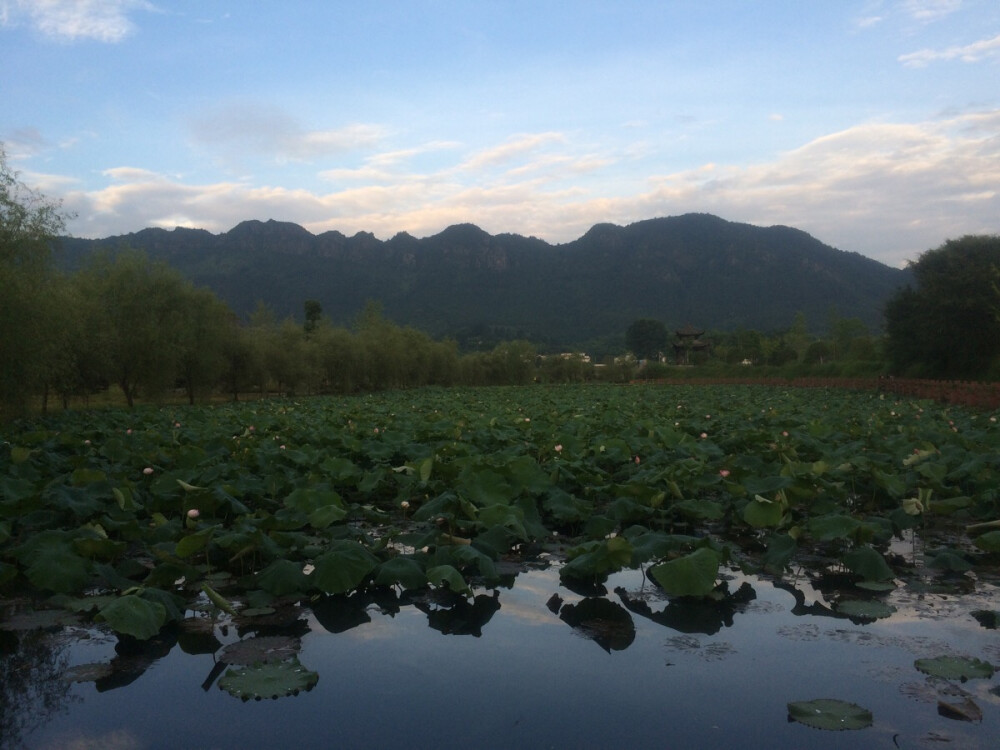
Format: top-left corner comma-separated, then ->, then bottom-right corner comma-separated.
634,455 -> 641,465
700,432 -> 708,439
143,467 -> 154,475
719,469 -> 730,478
554,444 -> 563,452
782,431 -> 789,437
187,509 -> 200,519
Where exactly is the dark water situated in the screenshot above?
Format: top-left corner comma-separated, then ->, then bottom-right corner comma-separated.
5,560 -> 1000,750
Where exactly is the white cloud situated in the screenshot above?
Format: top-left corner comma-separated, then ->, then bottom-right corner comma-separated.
898,0 -> 962,23
899,32 -> 1000,66
0,0 -> 153,42
459,132 -> 566,172
59,111 -> 1000,268
189,103 -> 387,164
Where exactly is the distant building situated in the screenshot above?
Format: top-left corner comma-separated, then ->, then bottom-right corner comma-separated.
673,324 -> 710,365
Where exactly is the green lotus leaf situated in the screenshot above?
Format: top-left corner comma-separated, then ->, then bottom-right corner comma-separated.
787,699 -> 873,731
374,557 -> 427,589
561,537 -> 634,582
98,594 -> 167,640
218,658 -> 319,701
807,514 -> 859,541
426,564 -> 471,595
973,530 -> 1000,553
762,533 -> 797,573
836,599 -> 896,620
842,546 -> 894,582
649,547 -> 720,597
25,546 -> 91,594
914,656 -> 994,680
255,559 -> 308,596
312,541 -> 379,594
743,495 -> 784,528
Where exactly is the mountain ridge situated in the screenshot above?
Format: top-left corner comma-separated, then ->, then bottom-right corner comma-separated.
58,213 -> 910,350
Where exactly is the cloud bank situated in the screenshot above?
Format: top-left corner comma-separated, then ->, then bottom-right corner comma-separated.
51,108 -> 999,268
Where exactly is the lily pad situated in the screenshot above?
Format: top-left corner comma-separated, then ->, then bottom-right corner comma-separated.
835,599 -> 896,621
914,656 -> 994,680
218,658 -> 319,701
787,698 -> 873,731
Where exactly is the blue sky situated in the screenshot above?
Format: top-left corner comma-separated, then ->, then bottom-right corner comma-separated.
2,1 -> 998,267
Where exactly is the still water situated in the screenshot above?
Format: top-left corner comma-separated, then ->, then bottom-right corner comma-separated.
5,561 -> 999,750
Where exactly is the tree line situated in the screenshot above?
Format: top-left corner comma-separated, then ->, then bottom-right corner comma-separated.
3,144 -> 998,418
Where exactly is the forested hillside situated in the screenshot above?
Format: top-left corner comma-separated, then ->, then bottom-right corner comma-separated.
59,213 -> 910,348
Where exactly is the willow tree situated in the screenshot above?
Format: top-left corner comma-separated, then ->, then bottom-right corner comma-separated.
0,145 -> 68,417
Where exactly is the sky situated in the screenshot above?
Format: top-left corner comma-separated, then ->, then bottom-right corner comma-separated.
1,1 -> 998,268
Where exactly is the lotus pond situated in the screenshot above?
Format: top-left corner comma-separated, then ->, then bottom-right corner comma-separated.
2,384 -> 1000,748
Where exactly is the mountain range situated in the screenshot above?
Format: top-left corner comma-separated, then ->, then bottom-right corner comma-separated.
58,213 -> 910,351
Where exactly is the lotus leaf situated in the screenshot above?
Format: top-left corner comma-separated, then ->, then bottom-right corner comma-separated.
426,564 -> 471,595
914,656 -> 994,680
842,546 -> 894,582
787,699 -> 873,731
98,595 -> 167,640
973,530 -> 1000,553
835,599 -> 896,620
312,541 -> 378,594
374,557 -> 427,589
649,547 -> 719,597
218,658 -> 319,701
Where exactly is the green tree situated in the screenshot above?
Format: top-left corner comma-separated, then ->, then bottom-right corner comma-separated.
625,319 -> 668,361
176,287 -> 235,404
303,299 -> 323,334
0,145 -> 69,416
885,235 -> 1000,378
75,250 -> 192,407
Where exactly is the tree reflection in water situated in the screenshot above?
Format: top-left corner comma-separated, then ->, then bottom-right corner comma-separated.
0,626 -> 77,748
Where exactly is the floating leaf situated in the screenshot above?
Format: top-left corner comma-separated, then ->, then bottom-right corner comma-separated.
836,599 -> 896,621
374,557 -> 427,589
973,530 -> 1000,553
787,699 -> 873,731
649,547 -> 720,597
98,595 -> 167,640
255,559 -> 308,596
218,659 -> 319,701
938,697 -> 983,722
842,546 -> 894,582
426,564 -> 471,595
915,656 -> 994,680
312,541 -> 378,594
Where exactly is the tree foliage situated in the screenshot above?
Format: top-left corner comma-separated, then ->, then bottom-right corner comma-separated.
0,146 -> 68,416
625,319 -> 668,361
885,235 -> 1000,378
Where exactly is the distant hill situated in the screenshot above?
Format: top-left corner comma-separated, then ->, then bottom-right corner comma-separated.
58,213 -> 910,351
